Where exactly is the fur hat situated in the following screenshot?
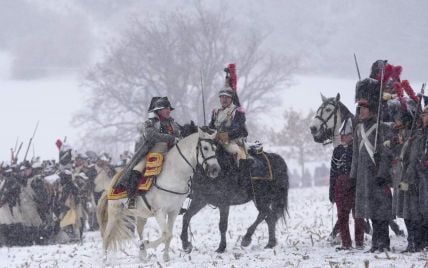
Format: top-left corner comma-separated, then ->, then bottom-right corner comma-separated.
355,78 -> 380,111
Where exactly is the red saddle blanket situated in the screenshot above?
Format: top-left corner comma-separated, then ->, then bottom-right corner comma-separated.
107,152 -> 163,200
108,175 -> 154,200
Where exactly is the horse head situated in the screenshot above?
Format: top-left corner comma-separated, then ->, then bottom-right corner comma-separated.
310,93 -> 355,146
196,127 -> 220,178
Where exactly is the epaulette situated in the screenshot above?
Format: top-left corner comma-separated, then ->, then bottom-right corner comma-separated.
144,118 -> 158,128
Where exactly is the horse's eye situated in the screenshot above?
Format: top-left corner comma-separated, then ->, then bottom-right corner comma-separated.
325,108 -> 332,112
203,146 -> 209,151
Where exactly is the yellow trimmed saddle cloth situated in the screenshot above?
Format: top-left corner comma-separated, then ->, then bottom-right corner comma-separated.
250,152 -> 273,181
107,152 -> 164,200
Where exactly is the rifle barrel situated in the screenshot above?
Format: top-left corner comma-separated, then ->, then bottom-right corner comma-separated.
353,53 -> 362,81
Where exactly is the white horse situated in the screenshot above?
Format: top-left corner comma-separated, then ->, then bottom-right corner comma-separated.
309,93 -> 354,148
97,128 -> 220,262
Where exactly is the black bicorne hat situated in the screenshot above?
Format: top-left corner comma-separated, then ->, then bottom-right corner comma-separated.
148,97 -> 175,112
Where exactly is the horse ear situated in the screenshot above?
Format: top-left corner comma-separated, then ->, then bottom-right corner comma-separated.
320,93 -> 327,102
336,93 -> 341,101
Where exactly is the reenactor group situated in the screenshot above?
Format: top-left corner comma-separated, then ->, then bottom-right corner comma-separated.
329,59 -> 428,253
0,64 -> 251,247
0,145 -> 128,246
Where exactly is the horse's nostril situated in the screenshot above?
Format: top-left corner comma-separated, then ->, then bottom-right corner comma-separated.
310,126 -> 317,133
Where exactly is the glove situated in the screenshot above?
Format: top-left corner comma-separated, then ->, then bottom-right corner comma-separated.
398,181 -> 409,191
383,140 -> 391,148
375,176 -> 386,187
216,132 -> 230,144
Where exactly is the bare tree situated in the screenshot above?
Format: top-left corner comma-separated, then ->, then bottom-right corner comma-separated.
73,2 -> 298,151
271,108 -> 332,178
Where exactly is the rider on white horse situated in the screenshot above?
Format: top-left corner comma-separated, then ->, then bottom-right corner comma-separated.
117,96 -> 182,209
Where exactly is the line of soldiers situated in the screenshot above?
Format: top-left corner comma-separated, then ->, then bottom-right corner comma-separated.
0,148 -> 124,246
330,59 -> 428,253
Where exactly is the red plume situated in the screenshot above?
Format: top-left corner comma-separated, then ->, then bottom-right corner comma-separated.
55,139 -> 63,150
391,66 -> 402,81
401,80 -> 419,103
382,64 -> 393,82
228,63 -> 237,91
380,64 -> 402,83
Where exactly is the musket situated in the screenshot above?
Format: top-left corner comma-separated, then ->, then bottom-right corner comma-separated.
23,121 -> 40,161
409,83 -> 426,135
200,69 -> 207,125
14,142 -> 23,164
374,66 -> 385,156
353,53 -> 361,81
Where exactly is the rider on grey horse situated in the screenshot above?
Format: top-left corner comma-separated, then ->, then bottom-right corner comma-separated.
117,97 -> 182,209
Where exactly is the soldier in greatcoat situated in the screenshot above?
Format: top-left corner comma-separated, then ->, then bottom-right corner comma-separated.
396,107 -> 423,252
351,78 -> 394,253
416,106 -> 428,250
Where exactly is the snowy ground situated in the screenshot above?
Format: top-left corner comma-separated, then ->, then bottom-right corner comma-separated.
1,186 -> 427,268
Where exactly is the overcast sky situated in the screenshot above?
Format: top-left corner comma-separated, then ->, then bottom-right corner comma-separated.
1,0 -> 427,162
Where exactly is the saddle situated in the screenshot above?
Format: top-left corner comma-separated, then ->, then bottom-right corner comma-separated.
108,152 -> 164,200
247,142 -> 273,181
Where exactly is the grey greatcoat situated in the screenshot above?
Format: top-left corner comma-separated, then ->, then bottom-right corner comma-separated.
416,128 -> 428,219
350,118 -> 394,220
397,129 -> 422,221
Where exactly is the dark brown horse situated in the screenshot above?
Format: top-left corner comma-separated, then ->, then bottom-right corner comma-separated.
180,124 -> 289,253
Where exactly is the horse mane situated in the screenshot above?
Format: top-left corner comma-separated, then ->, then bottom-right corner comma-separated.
337,100 -> 355,122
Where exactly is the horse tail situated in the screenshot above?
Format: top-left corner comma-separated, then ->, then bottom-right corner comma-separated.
96,191 -> 108,238
97,171 -> 134,251
269,153 -> 289,224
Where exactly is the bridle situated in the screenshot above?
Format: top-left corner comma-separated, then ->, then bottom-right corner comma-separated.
153,136 -> 218,196
314,99 -> 340,145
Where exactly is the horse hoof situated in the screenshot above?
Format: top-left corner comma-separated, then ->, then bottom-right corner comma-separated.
183,242 -> 193,253
215,245 -> 226,253
139,244 -> 147,260
163,253 -> 170,262
265,240 -> 277,249
241,236 -> 252,247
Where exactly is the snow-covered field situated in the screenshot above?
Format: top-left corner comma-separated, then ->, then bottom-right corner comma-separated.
1,186 -> 427,268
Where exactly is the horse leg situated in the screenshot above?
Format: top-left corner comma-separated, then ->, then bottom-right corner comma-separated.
144,211 -> 168,250
180,198 -> 207,253
163,211 -> 179,262
241,209 -> 268,247
137,217 -> 148,260
265,209 -> 279,248
216,205 -> 230,253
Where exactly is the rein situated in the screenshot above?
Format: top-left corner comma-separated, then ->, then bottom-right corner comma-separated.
153,137 -> 217,196
315,99 -> 340,145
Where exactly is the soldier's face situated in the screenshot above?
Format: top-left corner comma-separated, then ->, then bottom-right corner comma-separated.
220,95 -> 232,108
358,106 -> 371,121
340,134 -> 353,145
157,107 -> 171,119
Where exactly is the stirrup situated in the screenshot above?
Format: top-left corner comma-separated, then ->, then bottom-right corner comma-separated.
127,197 -> 136,209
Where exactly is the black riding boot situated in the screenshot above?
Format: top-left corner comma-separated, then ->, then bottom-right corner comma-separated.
238,159 -> 253,187
127,170 -> 142,209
